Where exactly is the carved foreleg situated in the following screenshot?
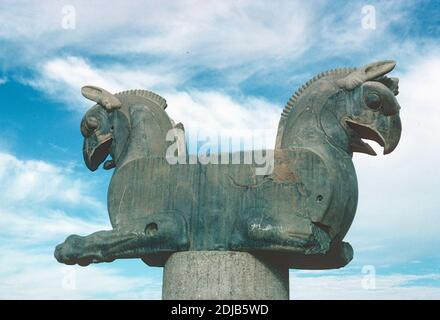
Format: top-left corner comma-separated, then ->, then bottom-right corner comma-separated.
54,212 -> 189,266
54,230 -> 145,266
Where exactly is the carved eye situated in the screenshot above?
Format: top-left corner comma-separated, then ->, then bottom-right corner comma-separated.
86,117 -> 99,130
365,93 -> 381,110
81,116 -> 99,137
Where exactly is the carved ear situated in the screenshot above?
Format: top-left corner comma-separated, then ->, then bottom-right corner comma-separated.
337,60 -> 396,90
81,85 -> 122,111
361,60 -> 396,80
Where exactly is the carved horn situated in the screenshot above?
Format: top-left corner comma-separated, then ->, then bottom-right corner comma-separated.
337,60 -> 396,90
81,85 -> 122,111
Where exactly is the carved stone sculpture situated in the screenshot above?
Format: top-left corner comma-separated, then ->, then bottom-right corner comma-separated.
54,60 -> 402,271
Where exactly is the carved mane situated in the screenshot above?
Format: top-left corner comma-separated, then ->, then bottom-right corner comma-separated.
115,89 -> 168,110
280,67 -> 357,120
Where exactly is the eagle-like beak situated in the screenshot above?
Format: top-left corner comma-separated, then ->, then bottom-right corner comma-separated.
346,114 -> 401,155
83,133 -> 113,171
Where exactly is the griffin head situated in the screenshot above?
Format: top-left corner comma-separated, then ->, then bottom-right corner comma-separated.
80,86 -> 122,171
339,60 -> 402,155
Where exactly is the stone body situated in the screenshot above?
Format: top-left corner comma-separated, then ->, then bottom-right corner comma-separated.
54,61 -> 402,271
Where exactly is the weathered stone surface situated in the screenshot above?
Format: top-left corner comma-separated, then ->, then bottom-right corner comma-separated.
162,251 -> 289,300
54,60 -> 402,271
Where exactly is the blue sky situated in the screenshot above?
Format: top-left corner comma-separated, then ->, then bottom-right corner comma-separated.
0,0 -> 439,299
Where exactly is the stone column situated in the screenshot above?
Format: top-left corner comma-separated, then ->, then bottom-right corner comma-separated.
162,251 -> 289,300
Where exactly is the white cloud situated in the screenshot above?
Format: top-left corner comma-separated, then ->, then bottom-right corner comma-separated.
0,246 -> 161,299
0,152 -> 103,209
29,56 -> 281,147
0,0 -> 420,73
0,151 -> 108,244
0,1 -> 315,68
27,56 -> 181,111
116,0 -> 314,67
291,272 -> 440,300
0,151 -> 163,299
0,208 -> 106,244
0,77 -> 7,85
165,90 -> 280,148
318,1 -> 411,56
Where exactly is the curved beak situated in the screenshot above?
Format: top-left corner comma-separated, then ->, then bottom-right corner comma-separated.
346,114 -> 402,155
83,133 -> 113,171
379,114 -> 402,154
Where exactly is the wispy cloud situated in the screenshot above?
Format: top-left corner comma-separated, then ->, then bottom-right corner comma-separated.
26,56 -> 181,111
165,90 -> 280,145
0,151 -> 162,299
0,151 -> 108,244
0,0 -> 428,74
29,56 -> 281,147
291,272 -> 440,299
0,246 -> 161,299
0,152 -> 103,209
0,1 -> 315,68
